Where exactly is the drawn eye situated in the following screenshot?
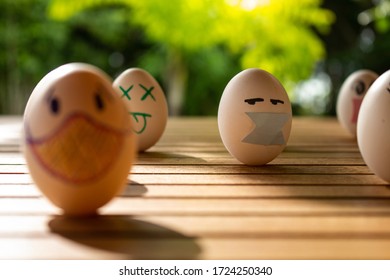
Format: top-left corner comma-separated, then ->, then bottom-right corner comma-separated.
355,80 -> 366,95
50,97 -> 60,114
245,98 -> 264,105
94,93 -> 104,111
46,88 -> 60,115
270,99 -> 284,105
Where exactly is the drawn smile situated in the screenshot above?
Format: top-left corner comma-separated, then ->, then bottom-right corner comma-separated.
26,113 -> 126,184
130,112 -> 152,134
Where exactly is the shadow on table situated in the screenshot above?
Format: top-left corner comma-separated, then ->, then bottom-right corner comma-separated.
123,180 -> 148,197
137,151 -> 207,164
48,215 -> 201,259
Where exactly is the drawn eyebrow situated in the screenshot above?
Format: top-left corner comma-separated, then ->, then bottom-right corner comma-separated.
244,98 -> 264,105
270,99 -> 284,105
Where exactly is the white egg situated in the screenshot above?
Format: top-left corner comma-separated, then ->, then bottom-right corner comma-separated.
218,68 -> 292,165
23,63 -> 137,216
113,68 -> 168,152
336,70 -> 378,136
357,69 -> 390,183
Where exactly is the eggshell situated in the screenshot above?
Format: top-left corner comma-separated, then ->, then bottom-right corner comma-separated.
113,68 -> 168,152
336,70 -> 378,136
357,69 -> 390,183
218,68 -> 292,165
22,63 -> 137,216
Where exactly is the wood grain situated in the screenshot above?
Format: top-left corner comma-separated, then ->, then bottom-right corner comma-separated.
1,116 -> 390,259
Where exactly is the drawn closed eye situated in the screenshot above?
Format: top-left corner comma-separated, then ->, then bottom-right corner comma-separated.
244,98 -> 264,105
270,99 -> 284,105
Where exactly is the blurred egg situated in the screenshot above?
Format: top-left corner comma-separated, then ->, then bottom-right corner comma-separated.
336,70 -> 378,136
218,68 -> 292,165
23,63 -> 136,216
113,68 -> 168,152
357,69 -> 390,183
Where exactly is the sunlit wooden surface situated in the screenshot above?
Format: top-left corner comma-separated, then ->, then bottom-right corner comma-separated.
1,116 -> 390,259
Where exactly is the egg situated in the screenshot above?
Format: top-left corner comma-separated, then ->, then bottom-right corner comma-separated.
357,69 -> 390,183
113,68 -> 168,152
336,69 -> 378,136
218,68 -> 292,165
22,63 -> 137,216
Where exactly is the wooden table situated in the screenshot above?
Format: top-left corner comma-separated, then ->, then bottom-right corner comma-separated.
1,116 -> 390,259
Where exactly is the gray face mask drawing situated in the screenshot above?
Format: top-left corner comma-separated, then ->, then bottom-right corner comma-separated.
242,112 -> 289,145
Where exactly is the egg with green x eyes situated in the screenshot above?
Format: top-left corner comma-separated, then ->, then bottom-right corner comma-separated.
22,63 -> 136,216
357,69 -> 390,183
113,68 -> 168,152
218,68 -> 292,165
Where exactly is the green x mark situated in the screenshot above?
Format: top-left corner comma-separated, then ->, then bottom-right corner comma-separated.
139,84 -> 156,101
119,85 -> 134,100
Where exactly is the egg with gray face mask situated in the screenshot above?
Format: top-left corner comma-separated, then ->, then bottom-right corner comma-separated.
357,69 -> 390,183
218,68 -> 292,165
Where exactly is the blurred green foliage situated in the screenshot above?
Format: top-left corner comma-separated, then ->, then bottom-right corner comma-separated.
0,0 -> 388,115
48,0 -> 335,114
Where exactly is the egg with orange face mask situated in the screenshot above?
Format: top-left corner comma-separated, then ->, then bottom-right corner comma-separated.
23,63 -> 136,216
336,70 -> 378,136
113,68 -> 168,152
218,68 -> 292,165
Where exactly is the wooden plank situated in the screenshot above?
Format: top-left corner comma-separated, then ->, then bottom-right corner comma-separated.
1,237 -> 390,259
1,183 -> 390,199
0,173 -> 385,185
0,164 -> 373,175
2,184 -> 390,199
2,215 -> 390,238
1,197 -> 390,216
1,116 -> 390,260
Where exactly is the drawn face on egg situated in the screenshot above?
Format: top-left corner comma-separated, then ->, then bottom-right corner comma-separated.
25,71 -> 129,183
113,68 -> 168,152
218,68 -> 292,165
118,82 -> 156,134
242,87 -> 290,146
350,78 -> 375,123
336,70 -> 378,135
23,63 -> 136,216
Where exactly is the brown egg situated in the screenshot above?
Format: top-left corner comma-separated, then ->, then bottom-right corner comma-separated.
113,68 -> 168,152
218,68 -> 292,165
357,69 -> 390,183
23,63 -> 136,216
336,70 -> 378,136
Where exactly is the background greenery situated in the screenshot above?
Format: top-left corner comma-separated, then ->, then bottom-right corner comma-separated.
0,0 -> 389,115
